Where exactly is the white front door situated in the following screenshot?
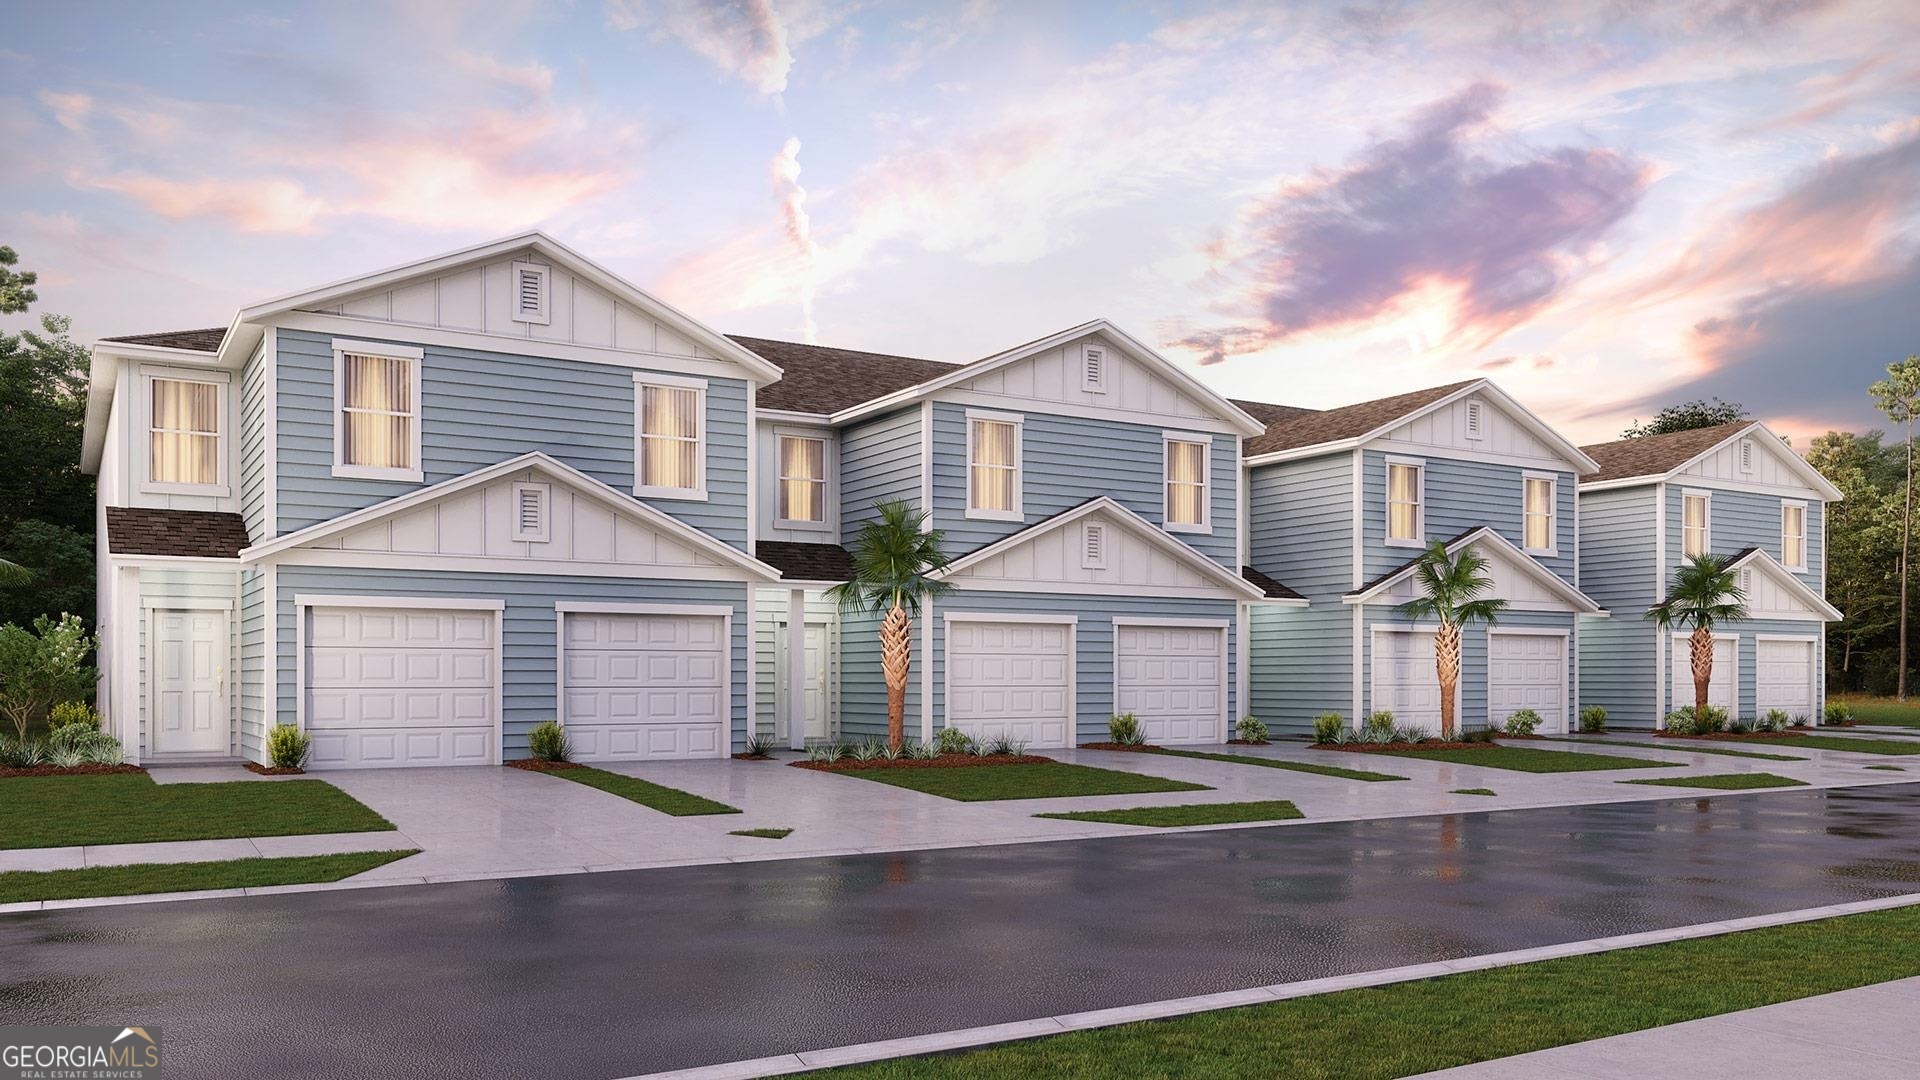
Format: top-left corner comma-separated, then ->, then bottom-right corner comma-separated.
776,622 -> 831,741
305,606 -> 498,768
947,619 -> 1073,748
1115,624 -> 1225,745
1372,630 -> 1442,730
1671,634 -> 1736,715
1755,638 -> 1816,719
152,609 -> 228,755
1488,632 -> 1567,734
562,611 -> 729,760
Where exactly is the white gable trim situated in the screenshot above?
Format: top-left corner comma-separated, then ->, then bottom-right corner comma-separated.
1579,422 -> 1844,500
933,496 -> 1266,600
238,451 -> 780,579
830,320 -> 1266,437
1726,548 -> 1843,621
1344,526 -> 1604,614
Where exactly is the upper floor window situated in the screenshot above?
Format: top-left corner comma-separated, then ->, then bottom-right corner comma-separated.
1164,434 -> 1210,532
967,411 -> 1022,521
1782,500 -> 1807,570
1523,474 -> 1556,554
333,340 -> 422,482
1386,460 -> 1423,545
635,375 -> 706,499
147,374 -> 223,488
777,434 -> 827,525
1682,492 -> 1710,558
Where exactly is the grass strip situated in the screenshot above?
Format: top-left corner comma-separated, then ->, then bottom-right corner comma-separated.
831,762 -> 1209,802
821,903 -> 1920,1079
1617,773 -> 1808,790
1149,747 -> 1407,782
1689,735 -> 1920,756
0,774 -> 395,850
729,827 -> 793,839
1450,788 -> 1497,796
0,850 -> 418,904
1036,800 -> 1303,827
1546,737 -> 1804,762
1831,697 -> 1920,728
1376,746 -> 1676,773
550,767 -> 742,815
1865,765 -> 1906,772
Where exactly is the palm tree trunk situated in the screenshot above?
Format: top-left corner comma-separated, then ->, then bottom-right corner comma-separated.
880,600 -> 912,751
1435,622 -> 1461,739
1690,624 -> 1714,717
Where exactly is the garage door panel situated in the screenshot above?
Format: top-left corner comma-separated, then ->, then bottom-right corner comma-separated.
304,605 -> 499,770
1756,639 -> 1815,717
948,620 -> 1073,748
1372,630 -> 1442,730
1671,636 -> 1735,713
1116,625 -> 1225,746
1489,633 -> 1566,734
562,612 -> 729,761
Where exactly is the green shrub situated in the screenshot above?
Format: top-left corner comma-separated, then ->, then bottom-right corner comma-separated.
1235,716 -> 1269,743
1761,709 -> 1791,733
527,720 -> 571,762
266,724 -> 311,769
1824,701 -> 1854,726
0,614 -> 98,741
1363,711 -> 1396,742
1502,709 -> 1543,736
742,731 -> 777,757
49,700 -> 99,730
934,727 -> 973,754
1578,705 -> 1607,733
851,739 -> 885,762
1665,705 -> 1729,735
1460,727 -> 1497,743
1665,709 -> 1696,735
0,733 -> 44,768
1391,724 -> 1430,744
907,739 -> 941,760
1312,713 -> 1346,743
804,742 -> 847,763
1108,713 -> 1145,746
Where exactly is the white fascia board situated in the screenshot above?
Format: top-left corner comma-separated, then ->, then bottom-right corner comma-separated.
1343,526 -> 1604,613
1581,423 -> 1843,502
1726,548 -> 1845,621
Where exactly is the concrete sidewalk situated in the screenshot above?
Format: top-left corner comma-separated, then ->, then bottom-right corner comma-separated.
1412,977 -> 1920,1078
0,829 -> 417,873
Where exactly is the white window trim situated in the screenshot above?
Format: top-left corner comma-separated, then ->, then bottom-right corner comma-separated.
509,260 -> 551,325
633,372 -> 709,502
1162,430 -> 1213,534
1080,342 -> 1108,394
1781,498 -> 1808,571
330,339 -> 424,483
1383,456 -> 1426,548
1680,489 -> 1712,561
773,429 -> 833,531
512,481 -> 550,543
1521,470 -> 1558,557
965,408 -> 1024,522
138,365 -> 231,496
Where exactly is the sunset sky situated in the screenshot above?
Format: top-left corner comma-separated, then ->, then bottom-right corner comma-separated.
4,1 -> 1918,444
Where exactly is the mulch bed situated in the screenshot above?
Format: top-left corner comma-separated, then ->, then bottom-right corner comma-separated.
1078,742 -> 1157,752
1225,738 -> 1273,746
0,763 -> 147,779
731,752 -> 774,761
1312,740 -> 1499,754
1654,730 -> 1807,742
792,753 -> 1054,772
244,761 -> 305,776
505,758 -> 585,772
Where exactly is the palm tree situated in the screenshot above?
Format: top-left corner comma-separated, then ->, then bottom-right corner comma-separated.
1395,541 -> 1507,739
827,499 -> 952,750
1647,554 -> 1749,719
0,559 -> 29,586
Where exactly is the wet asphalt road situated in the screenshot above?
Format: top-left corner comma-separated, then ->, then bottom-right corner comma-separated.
5,784 -> 1920,1079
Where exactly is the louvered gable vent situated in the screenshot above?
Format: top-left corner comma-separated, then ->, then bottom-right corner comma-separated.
512,481 -> 550,542
1081,342 -> 1107,393
1082,522 -> 1107,569
510,260 -> 551,325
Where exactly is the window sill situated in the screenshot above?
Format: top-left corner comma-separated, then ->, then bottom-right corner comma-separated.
139,481 -> 231,497
1524,547 -> 1558,559
1165,521 -> 1212,535
1384,537 -> 1426,549
635,485 -> 710,502
965,508 -> 1023,523
332,465 -> 423,483
775,518 -> 832,532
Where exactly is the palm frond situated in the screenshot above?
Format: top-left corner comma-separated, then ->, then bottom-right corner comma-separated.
0,558 -> 31,587
826,499 -> 954,616
1394,540 -> 1507,628
1646,554 -> 1750,631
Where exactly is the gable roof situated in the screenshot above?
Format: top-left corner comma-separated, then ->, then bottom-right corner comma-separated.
100,328 -> 227,353
1344,526 -> 1604,614
1241,565 -> 1309,604
105,507 -> 251,559
732,337 -> 959,414
1724,547 -> 1844,621
239,451 -> 781,579
1580,420 -> 1843,499
932,496 -> 1267,599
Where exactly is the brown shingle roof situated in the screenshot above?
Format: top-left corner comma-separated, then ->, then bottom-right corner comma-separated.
105,507 -> 251,558
1230,398 -> 1322,429
1243,380 -> 1479,457
1580,421 -> 1754,484
1241,566 -> 1306,601
100,327 -> 228,352
757,540 -> 856,582
731,336 -> 957,414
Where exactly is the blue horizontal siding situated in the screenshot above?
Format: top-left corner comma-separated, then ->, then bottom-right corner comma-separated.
1663,483 -> 1823,588
1361,450 -> 1577,584
840,407 -> 922,534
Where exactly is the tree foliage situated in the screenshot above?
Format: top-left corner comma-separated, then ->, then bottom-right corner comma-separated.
0,613 -> 97,740
0,246 -> 37,315
1621,398 -> 1748,439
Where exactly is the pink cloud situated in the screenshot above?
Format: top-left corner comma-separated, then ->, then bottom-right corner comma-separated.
76,173 -> 325,233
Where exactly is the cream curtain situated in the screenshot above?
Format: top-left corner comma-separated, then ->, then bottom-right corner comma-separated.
150,379 -> 220,484
779,435 -> 825,521
1387,463 -> 1419,540
1165,440 -> 1207,525
1524,477 -> 1554,549
969,420 -> 1016,512
341,353 -> 414,469
1683,495 -> 1708,557
1783,504 -> 1805,566
641,385 -> 700,489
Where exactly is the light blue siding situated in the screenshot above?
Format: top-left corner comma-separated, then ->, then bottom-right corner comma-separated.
238,567 -> 267,761
837,607 -> 922,741
137,567 -> 239,759
274,328 -> 750,547
929,590 -> 1239,744
840,407 -> 922,533
1360,450 -> 1578,584
1577,486 -> 1661,727
239,341 -> 269,540
1245,454 -> 1355,734
272,567 -> 750,757
927,402 -> 1237,567
1663,484 -> 1824,587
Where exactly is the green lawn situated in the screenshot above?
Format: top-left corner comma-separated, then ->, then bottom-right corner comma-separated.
1833,696 -> 1920,728
1450,788 -> 1497,796
1706,735 -> 1920,756
1547,737 -> 1803,761
0,850 -> 418,904
821,904 -> 1920,1080
1866,765 -> 1907,772
1151,747 -> 1408,782
1617,773 -> 1808,790
828,762 -> 1210,802
729,827 -> 794,839
546,767 -> 741,815
1036,800 -> 1303,827
1374,746 -> 1678,773
0,774 -> 396,850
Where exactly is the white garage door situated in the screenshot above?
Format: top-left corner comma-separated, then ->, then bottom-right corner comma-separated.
562,611 -> 728,760
305,606 -> 496,769
1372,630 -> 1441,731
1489,633 -> 1566,734
1115,624 -> 1224,745
1756,638 -> 1816,719
947,620 -> 1072,748
1670,634 -> 1735,715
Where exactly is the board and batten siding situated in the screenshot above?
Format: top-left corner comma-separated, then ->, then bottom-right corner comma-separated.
273,328 -> 750,548
272,567 -> 749,758
137,567 -> 240,760
1360,606 -> 1576,730
1576,486 -> 1661,727
751,587 -> 839,738
1359,450 -> 1578,585
839,407 -> 922,534
239,340 -> 270,540
1662,483 -> 1824,586
1245,454 -> 1355,735
927,402 -> 1237,567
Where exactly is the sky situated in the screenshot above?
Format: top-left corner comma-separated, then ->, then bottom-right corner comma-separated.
3,0 -> 1918,446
